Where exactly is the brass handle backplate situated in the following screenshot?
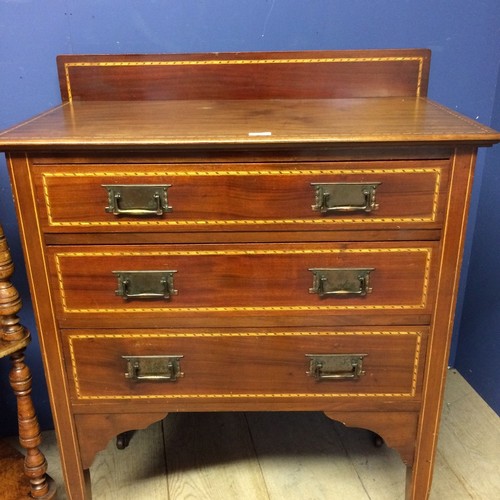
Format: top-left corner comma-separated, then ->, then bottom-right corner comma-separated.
311,182 -> 380,214
113,270 -> 178,300
309,267 -> 374,297
123,355 -> 184,382
103,184 -> 172,216
306,354 -> 367,380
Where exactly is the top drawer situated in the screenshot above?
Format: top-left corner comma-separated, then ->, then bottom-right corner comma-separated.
32,159 -> 448,234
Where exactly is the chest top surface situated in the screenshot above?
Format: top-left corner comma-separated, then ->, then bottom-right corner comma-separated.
1,97 -> 499,150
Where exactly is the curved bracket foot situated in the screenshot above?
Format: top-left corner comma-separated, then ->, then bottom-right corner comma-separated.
323,411 -> 417,465
75,412 -> 168,469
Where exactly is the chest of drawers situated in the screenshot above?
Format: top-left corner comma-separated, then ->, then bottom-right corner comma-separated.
1,50 -> 499,499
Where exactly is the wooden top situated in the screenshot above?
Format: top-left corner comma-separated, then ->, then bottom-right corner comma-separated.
0,336 -> 30,358
0,50 -> 499,150
0,97 -> 499,150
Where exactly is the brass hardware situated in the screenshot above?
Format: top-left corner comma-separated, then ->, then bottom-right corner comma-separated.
103,184 -> 172,216
123,355 -> 183,382
309,268 -> 374,297
113,270 -> 178,300
311,182 -> 380,214
306,354 -> 366,380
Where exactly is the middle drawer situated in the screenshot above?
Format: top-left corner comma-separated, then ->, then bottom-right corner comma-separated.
48,242 -> 437,328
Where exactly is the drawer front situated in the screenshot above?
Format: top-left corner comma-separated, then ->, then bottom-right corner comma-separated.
34,160 -> 448,232
48,242 -> 437,327
64,328 -> 427,401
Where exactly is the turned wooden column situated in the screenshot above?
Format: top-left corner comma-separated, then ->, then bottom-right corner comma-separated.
0,224 -> 55,499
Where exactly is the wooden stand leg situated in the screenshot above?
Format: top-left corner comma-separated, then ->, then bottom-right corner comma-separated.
9,349 -> 55,498
0,225 -> 55,498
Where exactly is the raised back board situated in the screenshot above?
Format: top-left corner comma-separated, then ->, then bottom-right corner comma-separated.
57,49 -> 430,102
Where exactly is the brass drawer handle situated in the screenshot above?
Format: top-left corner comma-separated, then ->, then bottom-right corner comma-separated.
103,184 -> 172,216
113,270 -> 178,300
309,267 -> 374,297
311,182 -> 380,214
123,355 -> 183,382
306,354 -> 366,380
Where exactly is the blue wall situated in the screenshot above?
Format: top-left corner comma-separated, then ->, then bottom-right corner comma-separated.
1,1 -> 499,433
455,68 -> 500,414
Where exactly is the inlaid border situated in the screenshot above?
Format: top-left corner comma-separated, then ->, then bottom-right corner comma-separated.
41,167 -> 442,227
63,56 -> 426,102
67,330 -> 423,400
54,247 -> 433,313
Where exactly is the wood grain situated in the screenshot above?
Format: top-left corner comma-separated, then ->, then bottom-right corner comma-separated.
48,242 -> 438,329
56,49 -> 431,102
85,422 -> 168,500
0,439 -> 31,499
33,159 -> 449,234
246,412 -> 371,499
163,412 -> 268,499
74,412 -> 168,470
1,98 -> 499,151
64,328 -> 427,402
330,420 -> 407,500
434,377 -> 500,497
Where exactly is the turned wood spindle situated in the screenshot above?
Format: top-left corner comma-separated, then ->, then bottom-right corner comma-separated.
0,225 -> 55,498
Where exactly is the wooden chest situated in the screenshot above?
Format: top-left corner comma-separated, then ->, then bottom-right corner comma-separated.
1,50 -> 499,499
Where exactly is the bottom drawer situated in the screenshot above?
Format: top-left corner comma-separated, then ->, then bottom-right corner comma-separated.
64,328 -> 427,402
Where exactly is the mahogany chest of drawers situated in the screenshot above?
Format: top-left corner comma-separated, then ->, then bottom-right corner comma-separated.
1,50 -> 499,499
